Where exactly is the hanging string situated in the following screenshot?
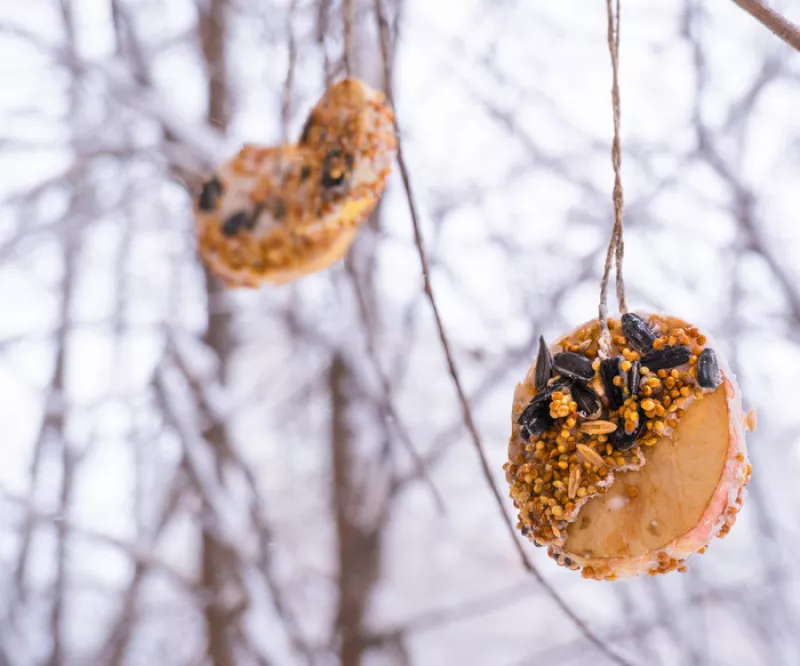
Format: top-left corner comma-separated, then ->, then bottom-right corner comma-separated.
343,0 -> 354,78
608,0 -> 627,315
598,0 -> 627,356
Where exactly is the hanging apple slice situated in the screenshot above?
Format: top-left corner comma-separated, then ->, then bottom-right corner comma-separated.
506,314 -> 751,579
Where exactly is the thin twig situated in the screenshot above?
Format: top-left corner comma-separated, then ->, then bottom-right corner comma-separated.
1,492 -> 197,593
343,0 -> 354,77
281,0 -> 299,143
372,1 -> 635,664
730,0 -> 800,52
363,581 -> 542,644
317,0 -> 334,85
518,576 -> 797,665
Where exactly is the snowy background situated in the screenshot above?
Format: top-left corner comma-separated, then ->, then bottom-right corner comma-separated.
1,0 -> 800,664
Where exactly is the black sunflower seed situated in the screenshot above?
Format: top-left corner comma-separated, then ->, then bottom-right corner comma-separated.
530,389 -> 550,408
697,348 -> 722,389
640,345 -> 691,370
552,352 -> 594,381
621,313 -> 656,352
547,376 -> 573,391
221,210 -> 250,237
627,360 -> 641,397
610,412 -> 645,451
535,337 -> 554,390
517,400 -> 554,437
521,413 -> 553,437
529,377 -> 571,410
321,149 -> 354,189
600,357 -> 624,410
571,383 -> 601,418
198,176 -> 222,212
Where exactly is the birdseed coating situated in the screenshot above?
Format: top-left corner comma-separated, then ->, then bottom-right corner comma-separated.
194,78 -> 397,286
505,313 -> 752,580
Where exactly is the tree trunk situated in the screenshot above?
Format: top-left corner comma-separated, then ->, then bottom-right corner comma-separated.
198,0 -> 237,664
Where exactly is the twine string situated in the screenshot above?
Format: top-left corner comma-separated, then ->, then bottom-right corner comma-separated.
598,0 -> 627,357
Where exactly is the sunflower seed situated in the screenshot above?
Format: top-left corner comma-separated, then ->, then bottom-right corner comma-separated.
697,348 -> 722,389
221,210 -> 250,237
579,420 -> 618,435
621,313 -> 656,352
600,357 -> 624,409
627,360 -> 641,397
199,176 -> 222,212
547,376 -> 573,391
321,149 -> 353,189
517,400 -> 554,437
528,378 -> 571,416
640,345 -> 691,370
535,336 -> 553,390
577,444 -> 607,469
553,352 -> 594,381
610,412 -> 645,451
572,383 -> 601,418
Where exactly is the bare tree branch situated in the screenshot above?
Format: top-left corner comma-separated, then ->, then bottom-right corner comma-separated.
730,0 -> 800,52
